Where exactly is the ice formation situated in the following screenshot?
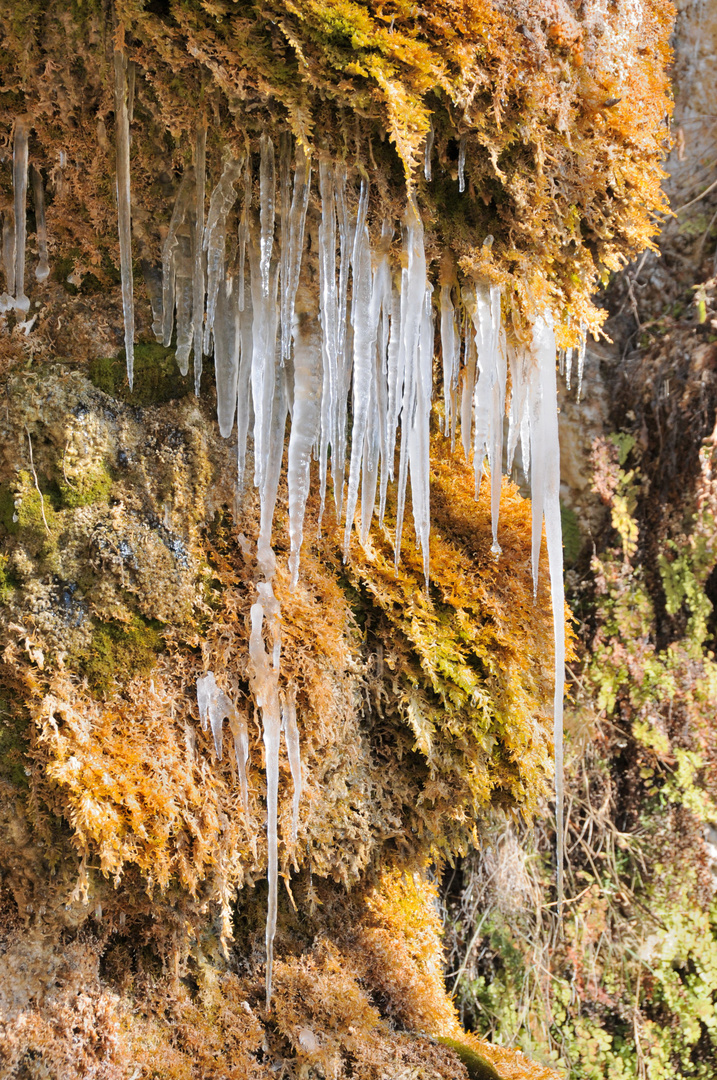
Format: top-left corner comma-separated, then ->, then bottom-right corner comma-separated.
0,90 -> 570,993
12,119 -> 29,314
197,671 -> 249,817
180,140 -> 567,968
30,166 -> 50,283
113,50 -> 134,389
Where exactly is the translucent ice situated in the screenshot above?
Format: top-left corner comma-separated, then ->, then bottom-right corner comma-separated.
113,53 -> 134,387
196,671 -> 249,815
287,303 -> 322,587
259,134 -> 275,299
282,682 -> 302,845
203,157 -> 243,355
161,172 -> 195,349
192,121 -> 207,395
31,166 -> 50,283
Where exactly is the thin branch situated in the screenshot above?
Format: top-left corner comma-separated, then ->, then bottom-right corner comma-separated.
25,427 -> 50,535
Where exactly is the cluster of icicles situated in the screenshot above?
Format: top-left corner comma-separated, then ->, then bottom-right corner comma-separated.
0,58 -> 571,1008
0,118 -> 50,315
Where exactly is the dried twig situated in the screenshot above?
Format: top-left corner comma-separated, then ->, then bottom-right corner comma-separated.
25,426 -> 50,535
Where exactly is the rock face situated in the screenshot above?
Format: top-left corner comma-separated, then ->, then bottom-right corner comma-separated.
0,1 -> 675,1077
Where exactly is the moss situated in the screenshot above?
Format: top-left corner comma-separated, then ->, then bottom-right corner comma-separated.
88,342 -> 194,407
0,696 -> 30,788
560,503 -> 582,565
57,460 -> 112,509
10,471 -> 58,536
0,486 -> 17,534
0,554 -> 15,602
436,1038 -> 503,1080
76,615 -> 165,696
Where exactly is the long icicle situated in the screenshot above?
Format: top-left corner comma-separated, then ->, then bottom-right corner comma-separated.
113,50 -> 134,388
317,161 -> 338,527
161,172 -> 195,350
529,314 -> 565,914
30,165 -> 49,283
192,119 -> 207,395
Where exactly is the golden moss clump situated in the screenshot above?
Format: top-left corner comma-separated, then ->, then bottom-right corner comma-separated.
0,0 -> 673,335
0,865 -> 560,1078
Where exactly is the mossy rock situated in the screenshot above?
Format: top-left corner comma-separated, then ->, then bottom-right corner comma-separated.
75,615 -> 165,696
89,343 -> 194,407
0,472 -> 58,538
57,461 -> 112,509
436,1037 -> 503,1080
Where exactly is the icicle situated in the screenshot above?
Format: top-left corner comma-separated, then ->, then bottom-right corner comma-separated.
248,220 -> 284,576
343,219 -> 378,557
174,229 -> 194,376
214,275 -> 240,437
161,173 -> 195,349
458,134 -> 467,194
373,223 -> 392,531
528,314 -> 565,912
507,342 -> 530,475
192,120 -> 207,395
350,178 -> 370,327
394,196 -> 427,567
440,282 -> 459,437
12,119 -> 30,314
282,682 -> 302,844
282,145 -> 311,365
333,165 -> 351,518
576,329 -> 587,403
424,122 -> 434,182
409,285 -> 434,584
113,52 -> 134,388
247,582 -> 283,1009
317,161 -> 338,525
230,708 -> 250,819
0,212 -> 14,311
259,134 -> 275,299
257,355 -> 288,578
471,285 -> 506,553
196,670 -> 250,817
360,235 -> 391,544
203,157 -> 243,356
30,166 -> 49,283
140,259 -> 164,341
379,279 -> 401,524
236,274 -> 254,494
287,301 -> 322,588
460,290 -> 477,462
561,345 -> 574,393
238,164 -> 251,313
279,136 -> 291,362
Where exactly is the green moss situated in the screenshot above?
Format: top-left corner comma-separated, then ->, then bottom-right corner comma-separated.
560,503 -> 581,565
436,1038 -> 503,1080
57,460 -> 112,509
76,615 -> 165,697
89,342 -> 195,407
0,553 -> 15,601
0,485 -> 17,534
10,471 -> 58,536
0,695 -> 30,788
